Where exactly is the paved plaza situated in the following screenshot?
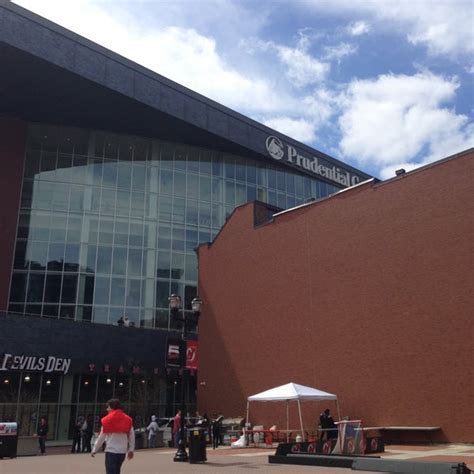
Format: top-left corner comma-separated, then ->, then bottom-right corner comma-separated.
1,445 -> 473,474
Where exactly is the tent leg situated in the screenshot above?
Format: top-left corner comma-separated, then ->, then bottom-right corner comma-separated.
297,400 -> 304,441
286,401 -> 289,442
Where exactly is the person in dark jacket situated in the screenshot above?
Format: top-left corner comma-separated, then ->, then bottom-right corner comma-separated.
37,417 -> 49,455
71,420 -> 82,453
319,408 -> 337,440
211,415 -> 223,449
81,415 -> 94,452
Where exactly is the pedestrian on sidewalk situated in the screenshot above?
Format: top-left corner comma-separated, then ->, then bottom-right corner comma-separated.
91,399 -> 135,474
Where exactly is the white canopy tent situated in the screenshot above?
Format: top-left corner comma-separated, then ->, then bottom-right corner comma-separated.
246,382 -> 339,442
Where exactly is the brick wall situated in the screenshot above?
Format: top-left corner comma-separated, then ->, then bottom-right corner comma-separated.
197,150 -> 474,442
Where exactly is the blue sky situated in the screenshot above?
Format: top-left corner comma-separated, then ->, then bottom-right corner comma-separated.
14,0 -> 474,179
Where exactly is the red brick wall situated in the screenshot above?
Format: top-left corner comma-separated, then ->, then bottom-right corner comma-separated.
197,150 -> 474,442
0,118 -> 27,311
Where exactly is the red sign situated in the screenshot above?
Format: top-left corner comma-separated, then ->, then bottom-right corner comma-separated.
186,341 -> 198,370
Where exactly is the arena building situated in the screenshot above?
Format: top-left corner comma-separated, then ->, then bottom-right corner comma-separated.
197,149 -> 474,443
0,2 -> 370,441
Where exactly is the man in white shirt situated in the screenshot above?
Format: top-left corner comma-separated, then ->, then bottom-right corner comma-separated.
92,399 -> 135,474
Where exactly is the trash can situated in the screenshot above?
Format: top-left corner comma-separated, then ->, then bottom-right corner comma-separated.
134,430 -> 145,450
0,422 -> 18,459
188,426 -> 207,464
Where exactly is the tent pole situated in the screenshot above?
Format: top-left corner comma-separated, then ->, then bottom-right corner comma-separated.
286,400 -> 289,442
297,399 -> 304,441
335,399 -> 341,420
246,401 -> 250,428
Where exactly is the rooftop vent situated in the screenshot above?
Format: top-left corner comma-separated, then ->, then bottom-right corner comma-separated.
395,168 -> 406,176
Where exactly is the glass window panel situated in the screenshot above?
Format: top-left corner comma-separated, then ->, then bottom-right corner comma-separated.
171,253 -> 184,280
47,243 -> 65,271
93,306 -> 109,324
77,305 -> 93,322
246,163 -> 257,184
160,169 -> 173,195
173,197 -> 185,224
211,156 -> 222,177
277,192 -> 286,209
235,183 -> 246,205
304,177 -> 312,197
157,224 -> 171,250
25,304 -> 42,315
85,245 -> 97,273
127,248 -> 143,276
129,222 -> 144,247
130,192 -> 144,217
268,168 -> 277,189
117,162 -> 132,189
99,219 -> 114,245
17,212 -> 30,239
71,157 -> 87,185
24,151 -> 41,178
40,152 -> 57,173
199,202 -> 211,227
44,274 -> 62,303
268,190 -> 277,206
52,184 -> 69,211
29,241 -> 48,270
173,171 -> 186,198
184,285 -> 197,310
155,280 -> 170,308
225,181 -> 235,206
114,220 -> 129,246
211,178 -> 222,202
94,277 -> 110,305
110,277 -> 126,306
69,186 -> 84,211
14,240 -> 27,269
61,274 -> 78,303
158,195 -> 172,222
187,174 -> 199,200
257,166 -> 266,186
295,174 -> 304,197
101,188 -> 116,215
96,246 -> 112,274
90,187 -> 101,213
116,190 -> 130,216
235,158 -> 246,182
199,151 -> 212,175
132,164 -> 146,190
21,180 -> 33,208
277,170 -> 286,192
185,254 -> 198,281
199,176 -> 211,202
198,229 -> 211,243
156,251 -> 170,278
187,148 -> 199,173
154,309 -> 168,329
43,304 -> 59,317
59,304 -> 76,319
134,138 -> 149,162
119,136 -> 133,160
101,161 -> 118,188
66,216 -> 82,242
64,244 -> 80,271
126,279 -> 141,307
211,204 -> 223,229
77,274 -> 95,305
287,195 -> 296,208
112,247 -> 128,275
10,272 -> 27,302
246,185 -> 256,202
91,161 -> 103,186
287,174 -> 295,194
30,211 -> 50,241
160,142 -> 173,168
19,373 -> 40,403
174,145 -> 186,171
50,215 -> 67,242
224,156 -> 235,179
185,200 -> 198,225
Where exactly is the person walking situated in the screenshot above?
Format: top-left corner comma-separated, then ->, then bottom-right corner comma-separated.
82,415 -> 94,452
71,420 -> 82,453
172,410 -> 182,448
37,417 -> 48,455
146,415 -> 159,448
211,414 -> 223,449
91,399 -> 134,474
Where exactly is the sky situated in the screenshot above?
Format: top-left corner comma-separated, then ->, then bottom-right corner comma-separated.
13,0 -> 474,179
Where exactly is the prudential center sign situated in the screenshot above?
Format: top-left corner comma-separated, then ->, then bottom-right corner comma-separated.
265,136 -> 360,187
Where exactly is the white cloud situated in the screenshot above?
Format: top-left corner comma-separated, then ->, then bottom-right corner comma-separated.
338,72 -> 474,176
303,0 -> 473,58
347,21 -> 370,36
323,42 -> 358,62
263,117 -> 316,143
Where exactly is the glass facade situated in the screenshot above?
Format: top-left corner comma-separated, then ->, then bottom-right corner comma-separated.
8,123 -> 342,328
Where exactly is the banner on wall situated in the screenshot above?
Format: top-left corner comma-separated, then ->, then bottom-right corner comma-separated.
186,341 -> 198,370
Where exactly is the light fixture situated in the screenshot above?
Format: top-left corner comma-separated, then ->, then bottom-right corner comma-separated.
3,379 -> 10,385
141,379 -> 146,384
106,378 -> 112,384
24,376 -> 31,382
84,380 -> 89,386
45,379 -> 52,386
118,382 -> 124,387
191,296 -> 202,313
168,294 -> 181,310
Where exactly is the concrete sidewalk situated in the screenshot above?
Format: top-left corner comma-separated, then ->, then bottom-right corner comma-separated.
0,444 -> 472,473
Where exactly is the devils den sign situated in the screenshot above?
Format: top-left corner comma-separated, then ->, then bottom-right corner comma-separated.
266,136 -> 361,187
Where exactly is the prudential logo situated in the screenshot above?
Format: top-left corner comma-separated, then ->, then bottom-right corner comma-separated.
265,136 -> 285,160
